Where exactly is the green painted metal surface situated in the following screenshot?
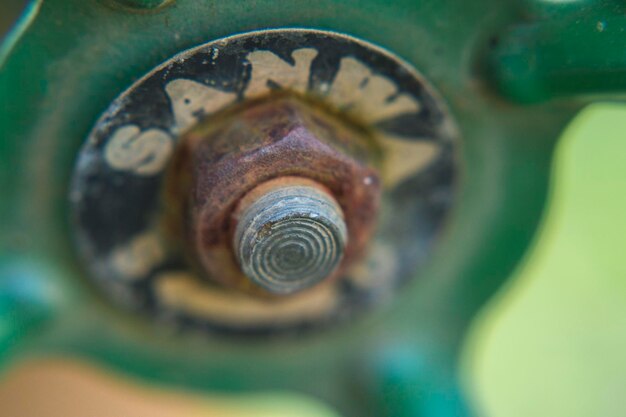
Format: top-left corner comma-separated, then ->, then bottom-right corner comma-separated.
490,4 -> 626,103
1,0 -> 623,416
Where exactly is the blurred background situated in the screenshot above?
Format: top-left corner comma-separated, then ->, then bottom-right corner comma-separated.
1,1 -> 625,416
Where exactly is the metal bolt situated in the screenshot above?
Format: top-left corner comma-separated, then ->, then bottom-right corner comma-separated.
176,97 -> 380,294
233,178 -> 348,295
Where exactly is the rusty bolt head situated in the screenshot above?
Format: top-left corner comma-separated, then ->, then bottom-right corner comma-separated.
168,96 -> 381,295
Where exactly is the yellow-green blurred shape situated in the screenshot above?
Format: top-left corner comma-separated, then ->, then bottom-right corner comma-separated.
469,103 -> 626,417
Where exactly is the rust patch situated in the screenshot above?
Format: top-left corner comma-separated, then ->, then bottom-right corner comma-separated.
165,96 -> 382,294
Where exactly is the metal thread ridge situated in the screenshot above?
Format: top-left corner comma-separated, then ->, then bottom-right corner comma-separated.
234,185 -> 347,294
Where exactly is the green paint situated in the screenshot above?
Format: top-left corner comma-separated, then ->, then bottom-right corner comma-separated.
489,1 -> 626,102
0,259 -> 59,369
111,0 -> 171,10
1,0 -> 625,416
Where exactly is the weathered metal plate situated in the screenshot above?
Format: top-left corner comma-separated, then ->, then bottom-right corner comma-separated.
70,29 -> 458,334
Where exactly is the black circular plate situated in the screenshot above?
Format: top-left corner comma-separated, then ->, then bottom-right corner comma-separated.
70,29 -> 458,335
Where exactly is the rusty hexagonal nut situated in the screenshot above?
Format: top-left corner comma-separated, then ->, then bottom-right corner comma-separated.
167,95 -> 381,295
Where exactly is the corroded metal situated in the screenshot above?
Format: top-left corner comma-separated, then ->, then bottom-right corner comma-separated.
234,177 -> 348,294
172,96 -> 381,294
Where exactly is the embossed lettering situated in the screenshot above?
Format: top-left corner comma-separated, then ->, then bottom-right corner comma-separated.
110,232 -> 166,280
328,57 -> 421,122
245,48 -> 318,98
165,79 -> 236,132
104,126 -> 172,175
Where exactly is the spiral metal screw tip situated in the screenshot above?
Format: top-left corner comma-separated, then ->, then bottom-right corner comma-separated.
234,183 -> 347,294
